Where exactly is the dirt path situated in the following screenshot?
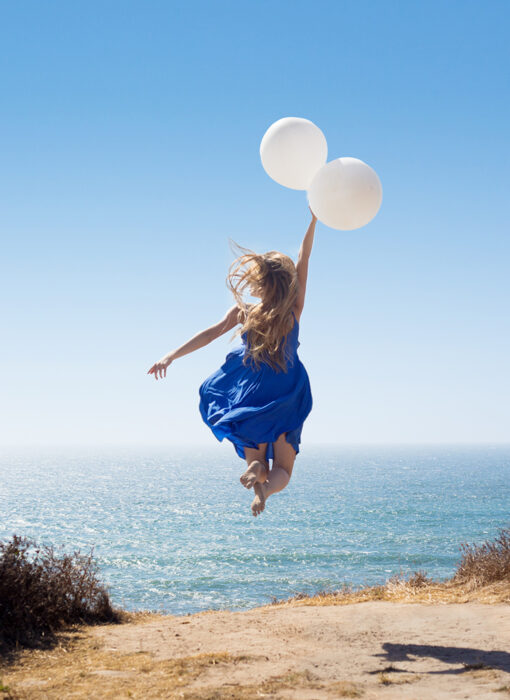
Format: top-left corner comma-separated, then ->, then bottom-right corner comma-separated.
87,601 -> 510,698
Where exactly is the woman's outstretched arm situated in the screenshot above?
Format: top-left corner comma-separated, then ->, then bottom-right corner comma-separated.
294,206 -> 317,321
148,305 -> 241,380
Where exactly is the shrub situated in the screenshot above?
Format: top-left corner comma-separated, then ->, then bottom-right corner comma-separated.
0,534 -> 121,650
387,569 -> 433,589
454,527 -> 510,586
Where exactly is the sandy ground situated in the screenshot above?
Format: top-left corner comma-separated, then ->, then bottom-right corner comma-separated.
85,601 -> 510,698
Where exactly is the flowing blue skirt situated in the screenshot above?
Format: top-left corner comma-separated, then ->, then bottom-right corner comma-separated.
199,344 -> 313,461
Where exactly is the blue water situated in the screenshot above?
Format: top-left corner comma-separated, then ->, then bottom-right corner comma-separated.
1,445 -> 509,615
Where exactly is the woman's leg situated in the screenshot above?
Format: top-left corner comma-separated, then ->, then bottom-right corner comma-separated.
251,432 -> 296,516
240,443 -> 269,489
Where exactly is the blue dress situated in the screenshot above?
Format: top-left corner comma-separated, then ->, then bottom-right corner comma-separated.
199,311 -> 313,461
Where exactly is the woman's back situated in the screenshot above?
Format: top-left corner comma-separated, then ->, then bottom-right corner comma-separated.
240,309 -> 301,373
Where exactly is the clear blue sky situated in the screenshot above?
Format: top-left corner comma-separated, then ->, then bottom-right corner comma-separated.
1,0 -> 509,448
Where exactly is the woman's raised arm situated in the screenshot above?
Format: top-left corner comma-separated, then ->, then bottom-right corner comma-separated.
147,305 -> 241,380
294,207 -> 317,321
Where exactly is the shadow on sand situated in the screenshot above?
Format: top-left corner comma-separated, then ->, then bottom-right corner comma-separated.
372,642 -> 510,675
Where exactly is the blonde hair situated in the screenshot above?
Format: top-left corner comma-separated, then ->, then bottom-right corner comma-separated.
227,241 -> 298,373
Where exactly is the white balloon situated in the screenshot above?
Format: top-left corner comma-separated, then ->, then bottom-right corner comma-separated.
308,157 -> 382,230
260,117 -> 328,190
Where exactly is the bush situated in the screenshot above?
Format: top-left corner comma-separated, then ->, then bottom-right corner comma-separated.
0,534 -> 121,650
387,569 -> 433,589
454,527 -> 510,586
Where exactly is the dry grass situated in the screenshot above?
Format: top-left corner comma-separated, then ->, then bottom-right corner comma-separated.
0,631 -> 364,699
181,671 -> 363,699
378,669 -> 421,686
0,630 -> 254,700
454,527 -> 510,586
268,577 -> 510,608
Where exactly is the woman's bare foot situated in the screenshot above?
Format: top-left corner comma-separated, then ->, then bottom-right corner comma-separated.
251,482 -> 266,516
240,461 -> 267,489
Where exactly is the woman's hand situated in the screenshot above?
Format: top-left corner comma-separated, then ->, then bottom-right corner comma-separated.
147,354 -> 174,380
308,204 -> 317,223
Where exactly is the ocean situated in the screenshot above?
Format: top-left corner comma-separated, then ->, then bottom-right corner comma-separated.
1,445 -> 509,615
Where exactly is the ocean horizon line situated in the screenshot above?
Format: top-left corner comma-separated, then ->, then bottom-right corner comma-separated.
2,441 -> 510,453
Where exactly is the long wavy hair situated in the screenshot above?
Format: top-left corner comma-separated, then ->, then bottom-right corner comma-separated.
227,241 -> 299,373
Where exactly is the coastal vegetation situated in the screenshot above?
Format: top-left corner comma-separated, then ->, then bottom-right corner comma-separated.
0,529 -> 508,698
0,535 -> 123,653
0,527 -> 508,654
